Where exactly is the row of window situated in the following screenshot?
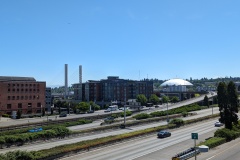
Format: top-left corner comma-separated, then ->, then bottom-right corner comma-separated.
8,83 -> 40,87
8,95 -> 40,100
8,88 -> 40,92
6,102 -> 42,109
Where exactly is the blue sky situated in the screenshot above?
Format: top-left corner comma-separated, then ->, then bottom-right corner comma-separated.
1,0 -> 240,87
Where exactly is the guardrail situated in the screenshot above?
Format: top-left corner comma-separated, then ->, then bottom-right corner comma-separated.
172,147 -> 200,160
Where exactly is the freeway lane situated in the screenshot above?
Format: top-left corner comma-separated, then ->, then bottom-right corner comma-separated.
61,119 -> 220,160
0,107 -> 219,154
188,135 -> 240,160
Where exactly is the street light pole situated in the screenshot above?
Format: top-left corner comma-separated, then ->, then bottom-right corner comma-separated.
166,85 -> 169,124
211,92 -> 214,115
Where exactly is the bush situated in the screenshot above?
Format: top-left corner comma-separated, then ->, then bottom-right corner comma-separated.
214,128 -> 240,141
111,114 -> 119,119
133,113 -> 151,120
198,137 -> 226,148
182,111 -> 188,117
169,118 -> 184,126
2,114 -> 9,118
120,111 -> 132,117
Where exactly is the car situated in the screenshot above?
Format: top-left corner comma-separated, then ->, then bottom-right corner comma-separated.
104,109 -> 111,112
87,110 -> 94,113
104,117 -> 115,123
157,130 -> 171,138
59,113 -> 67,117
119,107 -> 129,111
215,121 -> 223,127
155,105 -> 160,108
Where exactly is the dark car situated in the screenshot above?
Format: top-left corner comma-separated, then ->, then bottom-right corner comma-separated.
87,110 -> 94,113
157,130 -> 171,138
59,113 -> 67,117
104,117 -> 115,123
215,121 -> 223,127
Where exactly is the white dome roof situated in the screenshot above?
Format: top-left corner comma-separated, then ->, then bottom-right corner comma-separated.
160,78 -> 193,86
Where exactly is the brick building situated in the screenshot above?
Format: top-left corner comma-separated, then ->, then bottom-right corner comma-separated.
0,76 -> 46,115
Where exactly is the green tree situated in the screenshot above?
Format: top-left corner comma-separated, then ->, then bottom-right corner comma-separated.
162,96 -> 169,104
16,109 -> 22,119
171,96 -> 179,103
227,81 -> 239,126
76,102 -> 90,113
218,81 -> 238,130
203,95 -> 209,108
136,94 -> 147,106
149,94 -> 159,105
42,108 -> 45,116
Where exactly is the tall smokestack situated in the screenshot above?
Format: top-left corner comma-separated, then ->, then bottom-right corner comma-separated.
65,64 -> 68,99
79,65 -> 82,84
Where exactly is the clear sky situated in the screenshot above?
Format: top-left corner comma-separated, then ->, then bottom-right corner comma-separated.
1,1 -> 240,87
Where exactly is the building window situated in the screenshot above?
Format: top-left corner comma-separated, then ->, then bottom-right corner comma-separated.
8,89 -> 10,92
36,110 -> 41,113
29,89 -> 32,92
29,96 -> 32,100
21,84 -> 24,87
37,95 -> 39,99
8,83 -> 10,87
12,89 -> 15,92
7,104 -> 11,109
21,89 -> 24,92
12,96 -> 15,100
33,95 -> 36,99
33,89 -> 36,92
25,89 -> 28,92
25,84 -> 28,87
17,89 -> 19,92
17,84 -> 19,87
21,96 -> 24,100
25,96 -> 28,100
17,96 -> 19,100
28,103 -> 32,108
18,103 -> 22,108
37,103 -> 41,107
8,96 -> 10,100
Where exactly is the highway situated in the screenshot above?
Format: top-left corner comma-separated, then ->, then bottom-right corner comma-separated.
61,119 -> 220,160
0,107 -> 219,155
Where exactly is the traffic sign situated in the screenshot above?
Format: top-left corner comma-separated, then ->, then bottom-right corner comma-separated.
191,133 -> 198,140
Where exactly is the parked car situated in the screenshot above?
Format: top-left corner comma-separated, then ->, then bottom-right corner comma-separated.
59,112 -> 67,117
155,105 -> 160,108
157,130 -> 171,138
215,121 -> 223,127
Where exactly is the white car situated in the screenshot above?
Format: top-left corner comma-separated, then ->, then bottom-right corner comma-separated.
215,121 -> 223,127
119,107 -> 129,111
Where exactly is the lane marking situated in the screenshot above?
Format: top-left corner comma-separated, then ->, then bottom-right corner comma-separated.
206,139 -> 240,160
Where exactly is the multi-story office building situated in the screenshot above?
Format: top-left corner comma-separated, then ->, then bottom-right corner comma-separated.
73,76 -> 153,104
0,76 -> 46,115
